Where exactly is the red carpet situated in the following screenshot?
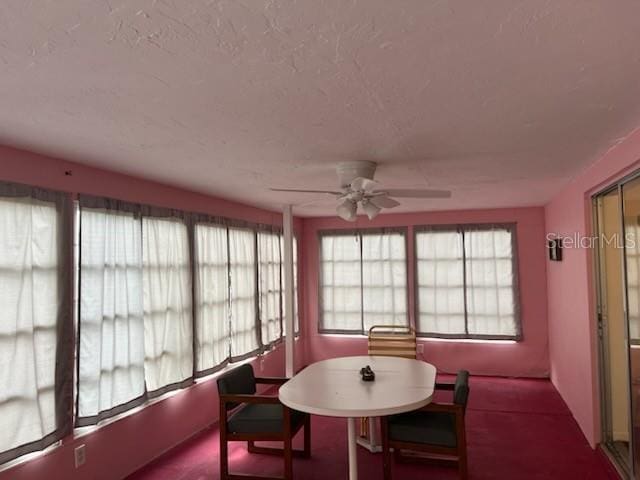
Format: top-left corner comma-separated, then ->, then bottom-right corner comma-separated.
127,376 -> 620,480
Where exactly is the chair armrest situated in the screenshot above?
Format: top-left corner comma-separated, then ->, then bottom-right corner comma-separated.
420,402 -> 463,414
434,382 -> 455,391
255,376 -> 288,385
219,393 -> 281,405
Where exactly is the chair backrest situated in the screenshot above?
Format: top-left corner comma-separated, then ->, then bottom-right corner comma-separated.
217,364 -> 257,410
453,370 -> 470,410
367,325 -> 417,359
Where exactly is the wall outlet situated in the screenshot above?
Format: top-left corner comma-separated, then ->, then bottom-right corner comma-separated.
74,444 -> 86,468
416,344 -> 424,355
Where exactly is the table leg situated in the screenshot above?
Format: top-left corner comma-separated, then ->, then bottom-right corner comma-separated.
368,416 -> 379,450
347,417 -> 358,480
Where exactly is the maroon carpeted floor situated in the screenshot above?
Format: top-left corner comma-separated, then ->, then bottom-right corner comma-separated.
127,376 -> 620,480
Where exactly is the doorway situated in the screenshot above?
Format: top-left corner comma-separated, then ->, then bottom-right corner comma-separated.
594,175 -> 640,478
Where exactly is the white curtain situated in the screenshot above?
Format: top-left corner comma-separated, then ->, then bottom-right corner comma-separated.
320,232 -> 408,333
280,235 -> 300,335
320,234 -> 362,332
258,231 -> 282,346
416,230 -> 466,335
195,224 -> 230,372
362,232 -> 408,331
142,217 -> 193,394
77,208 -> 145,422
0,197 -> 59,458
228,228 -> 259,358
465,228 -> 518,337
293,239 -> 299,334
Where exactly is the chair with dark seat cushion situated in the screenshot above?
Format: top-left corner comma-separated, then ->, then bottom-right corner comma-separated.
381,370 -> 470,480
217,364 -> 311,480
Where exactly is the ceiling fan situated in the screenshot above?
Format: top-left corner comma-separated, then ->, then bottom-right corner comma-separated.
270,161 -> 451,222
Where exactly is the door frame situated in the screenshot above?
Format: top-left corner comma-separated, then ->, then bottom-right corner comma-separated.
592,181 -> 636,478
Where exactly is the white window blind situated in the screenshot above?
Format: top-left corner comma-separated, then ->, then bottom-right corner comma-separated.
142,217 -> 194,394
416,225 -> 520,339
319,231 -> 408,334
0,196 -> 63,462
77,208 -> 146,423
194,224 -> 230,372
258,231 -> 282,346
228,227 -> 259,359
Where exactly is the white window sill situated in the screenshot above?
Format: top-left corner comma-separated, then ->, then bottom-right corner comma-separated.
317,332 -> 516,344
318,333 -> 368,339
422,337 -> 517,344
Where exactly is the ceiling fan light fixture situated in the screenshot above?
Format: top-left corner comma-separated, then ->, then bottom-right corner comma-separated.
337,199 -> 357,222
267,161 -> 452,221
361,200 -> 381,220
350,177 -> 379,192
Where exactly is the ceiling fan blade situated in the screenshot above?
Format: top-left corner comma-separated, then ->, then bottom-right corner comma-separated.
270,188 -> 342,195
350,177 -> 379,192
377,189 -> 452,199
369,195 -> 400,209
294,198 -> 339,208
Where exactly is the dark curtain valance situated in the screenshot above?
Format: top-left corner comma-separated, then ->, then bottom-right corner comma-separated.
80,194 -> 285,233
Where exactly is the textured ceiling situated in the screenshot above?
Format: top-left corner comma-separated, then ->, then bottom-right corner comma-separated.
1,1 -> 640,216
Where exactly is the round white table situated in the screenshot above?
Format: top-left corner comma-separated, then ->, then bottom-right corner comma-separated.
278,355 -> 436,480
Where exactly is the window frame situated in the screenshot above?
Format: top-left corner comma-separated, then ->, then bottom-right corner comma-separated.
413,223 -> 522,341
317,228 -> 410,335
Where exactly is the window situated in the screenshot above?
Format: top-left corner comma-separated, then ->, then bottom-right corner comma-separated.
142,216 -> 194,395
415,224 -> 521,340
77,207 -> 146,424
319,230 -> 408,334
78,203 -> 195,420
0,186 -> 72,465
293,238 -> 300,334
280,235 -> 300,335
1,183 -> 298,463
194,225 -> 296,375
625,221 -> 640,342
228,227 -> 259,359
258,231 -> 282,346
194,224 -> 230,374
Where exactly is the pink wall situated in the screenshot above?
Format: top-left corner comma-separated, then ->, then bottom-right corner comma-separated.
0,145 -> 306,480
546,127 -> 640,448
302,207 -> 550,378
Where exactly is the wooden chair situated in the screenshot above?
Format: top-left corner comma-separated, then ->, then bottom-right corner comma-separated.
217,364 -> 311,480
367,325 -> 417,359
381,370 -> 470,480
359,325 -> 417,451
